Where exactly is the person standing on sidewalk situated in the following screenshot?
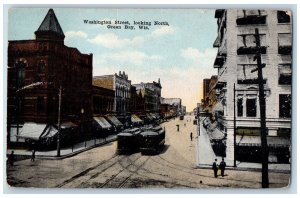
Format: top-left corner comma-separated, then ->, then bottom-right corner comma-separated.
212,158 -> 218,177
31,150 -> 36,162
190,132 -> 193,141
219,158 -> 226,177
9,151 -> 15,166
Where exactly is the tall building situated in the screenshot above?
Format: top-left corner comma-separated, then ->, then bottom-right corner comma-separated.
213,10 -> 291,163
7,9 -> 93,146
93,71 -> 131,125
133,79 -> 162,114
203,78 -> 211,104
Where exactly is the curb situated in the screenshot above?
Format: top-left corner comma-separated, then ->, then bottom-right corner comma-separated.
195,164 -> 291,174
15,137 -> 117,160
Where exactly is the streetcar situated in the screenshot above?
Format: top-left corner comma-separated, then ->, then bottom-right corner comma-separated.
117,128 -> 141,154
139,125 -> 165,155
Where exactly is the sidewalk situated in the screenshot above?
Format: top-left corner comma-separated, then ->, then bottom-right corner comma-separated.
7,134 -> 117,160
196,117 -> 290,173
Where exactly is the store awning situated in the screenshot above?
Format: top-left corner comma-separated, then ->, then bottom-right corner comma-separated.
16,122 -> 47,140
60,122 -> 78,129
150,113 -> 157,119
146,114 -> 154,120
212,101 -> 223,112
237,135 -> 290,147
40,125 -> 58,138
106,115 -> 123,127
93,117 -> 112,129
131,114 -> 143,123
209,127 -> 225,140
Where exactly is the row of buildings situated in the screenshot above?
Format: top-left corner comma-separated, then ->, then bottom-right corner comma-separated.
201,10 -> 292,164
6,9 -> 183,149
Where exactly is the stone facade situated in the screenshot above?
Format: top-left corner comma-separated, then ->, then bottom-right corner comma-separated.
213,9 -> 292,163
93,71 -> 131,124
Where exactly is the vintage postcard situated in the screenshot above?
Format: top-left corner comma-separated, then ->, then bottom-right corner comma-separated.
5,7 -> 292,189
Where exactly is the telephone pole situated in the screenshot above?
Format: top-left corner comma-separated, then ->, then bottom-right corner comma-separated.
57,86 -> 62,157
252,28 -> 269,188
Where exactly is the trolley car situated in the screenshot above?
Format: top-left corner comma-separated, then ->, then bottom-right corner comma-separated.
117,128 -> 141,154
139,126 -> 165,155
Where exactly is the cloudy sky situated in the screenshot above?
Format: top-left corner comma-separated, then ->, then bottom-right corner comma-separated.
8,8 -> 218,111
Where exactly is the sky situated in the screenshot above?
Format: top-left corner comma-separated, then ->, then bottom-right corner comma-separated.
8,8 -> 218,112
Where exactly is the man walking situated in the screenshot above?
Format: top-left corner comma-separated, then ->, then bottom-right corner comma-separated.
212,158 -> 218,177
190,132 -> 193,141
219,158 -> 226,177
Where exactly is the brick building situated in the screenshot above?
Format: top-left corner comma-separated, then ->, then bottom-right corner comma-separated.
93,71 -> 131,126
7,9 -> 93,147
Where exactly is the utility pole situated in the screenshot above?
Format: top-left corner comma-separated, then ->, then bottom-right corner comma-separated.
252,28 -> 269,188
233,83 -> 237,167
57,86 -> 62,157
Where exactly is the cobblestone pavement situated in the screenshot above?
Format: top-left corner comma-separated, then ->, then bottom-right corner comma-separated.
6,115 -> 290,189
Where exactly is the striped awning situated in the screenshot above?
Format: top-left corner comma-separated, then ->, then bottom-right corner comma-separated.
93,117 -> 112,129
106,115 -> 123,127
237,135 -> 290,148
131,114 -> 143,123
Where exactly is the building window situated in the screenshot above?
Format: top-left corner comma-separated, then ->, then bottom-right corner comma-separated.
278,33 -> 292,55
237,64 -> 267,84
237,34 -> 267,55
236,10 -> 267,25
277,11 -> 291,23
278,64 -> 292,85
246,98 -> 256,117
38,60 -> 45,73
37,97 -> 44,113
279,94 -> 291,118
237,98 -> 243,117
15,59 -> 27,88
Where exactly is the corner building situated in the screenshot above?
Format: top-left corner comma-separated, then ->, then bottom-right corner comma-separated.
7,9 -> 93,146
213,10 -> 291,164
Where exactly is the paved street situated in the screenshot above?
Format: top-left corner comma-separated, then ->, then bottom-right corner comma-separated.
6,115 -> 290,189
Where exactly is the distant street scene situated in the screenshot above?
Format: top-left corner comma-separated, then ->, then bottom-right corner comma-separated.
7,115 -> 289,188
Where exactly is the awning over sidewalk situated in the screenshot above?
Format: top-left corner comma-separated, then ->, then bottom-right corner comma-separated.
40,125 -> 58,138
131,114 -> 143,123
60,122 -> 78,129
106,115 -> 123,127
237,135 -> 290,148
209,127 -> 225,141
146,114 -> 154,120
93,117 -> 112,129
150,113 -> 158,119
16,122 -> 47,140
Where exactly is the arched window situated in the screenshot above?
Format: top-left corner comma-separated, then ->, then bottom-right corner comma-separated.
38,60 -> 45,73
15,59 -> 27,88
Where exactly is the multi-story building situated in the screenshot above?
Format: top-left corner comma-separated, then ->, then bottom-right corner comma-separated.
203,75 -> 218,113
93,71 -> 131,125
213,9 -> 291,164
133,79 -> 162,114
7,9 -> 93,147
160,98 -> 182,116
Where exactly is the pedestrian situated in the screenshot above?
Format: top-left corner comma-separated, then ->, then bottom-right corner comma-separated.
219,158 -> 227,177
31,150 -> 36,162
212,158 -> 218,177
9,151 -> 15,166
190,132 -> 193,141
